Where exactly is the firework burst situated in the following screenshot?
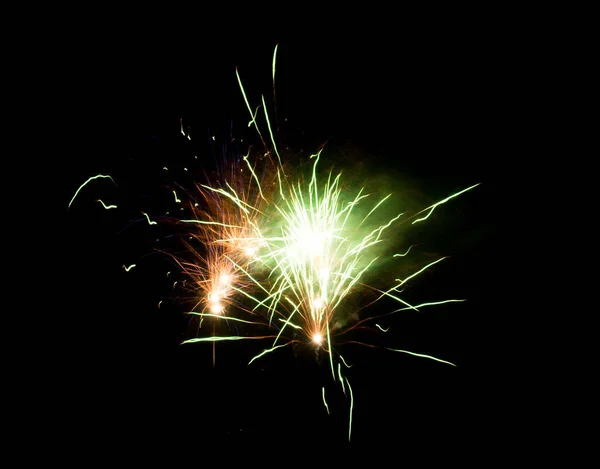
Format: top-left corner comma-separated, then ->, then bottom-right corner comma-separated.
67,43 -> 479,442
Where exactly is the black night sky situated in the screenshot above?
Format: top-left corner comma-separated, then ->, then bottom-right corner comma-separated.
53,22 -> 516,460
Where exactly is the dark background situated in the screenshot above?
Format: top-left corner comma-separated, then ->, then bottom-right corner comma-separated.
49,18 -> 520,460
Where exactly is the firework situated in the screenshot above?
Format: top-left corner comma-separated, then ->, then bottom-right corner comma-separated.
67,43 -> 479,442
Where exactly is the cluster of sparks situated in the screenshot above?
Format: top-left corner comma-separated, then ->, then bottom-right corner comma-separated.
68,44 -> 479,441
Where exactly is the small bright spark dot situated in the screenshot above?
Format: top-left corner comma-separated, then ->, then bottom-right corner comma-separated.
313,332 -> 323,345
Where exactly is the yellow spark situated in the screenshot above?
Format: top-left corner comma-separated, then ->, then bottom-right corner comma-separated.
243,153 -> 266,200
122,264 -> 136,272
236,68 -> 262,135
322,387 -> 330,414
386,348 -> 456,366
173,190 -> 181,203
412,183 -> 480,224
183,336 -> 268,344
141,212 -> 157,225
272,43 -> 278,84
375,324 -> 389,332
394,257 -> 448,288
96,199 -> 117,210
338,362 -> 346,395
339,355 -> 353,369
262,94 -> 282,167
248,343 -> 293,365
390,299 -> 467,313
346,377 -> 354,442
278,318 -> 302,329
393,245 -> 416,257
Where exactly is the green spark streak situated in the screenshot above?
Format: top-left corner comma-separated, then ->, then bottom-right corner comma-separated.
122,264 -> 136,272
346,377 -> 354,442
390,299 -> 466,313
358,193 -> 392,227
349,212 -> 404,255
236,67 -> 266,147
243,154 -> 266,200
183,336 -> 267,344
395,257 -> 447,287
142,212 -> 157,225
277,169 -> 285,200
376,290 -> 419,311
96,199 -> 117,210
173,190 -> 181,203
326,320 -> 335,380
248,342 -> 292,365
278,318 -> 302,329
272,43 -> 278,83
338,362 -> 346,395
68,174 -> 116,209
386,348 -> 456,366
375,324 -> 389,332
322,387 -> 330,414
375,257 -> 450,305
393,245 -> 416,257
339,355 -> 353,368
224,261 -> 275,305
262,94 -> 282,167
272,300 -> 302,346
412,183 -> 480,224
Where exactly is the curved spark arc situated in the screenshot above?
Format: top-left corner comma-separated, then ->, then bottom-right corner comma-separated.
68,174 -> 116,209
